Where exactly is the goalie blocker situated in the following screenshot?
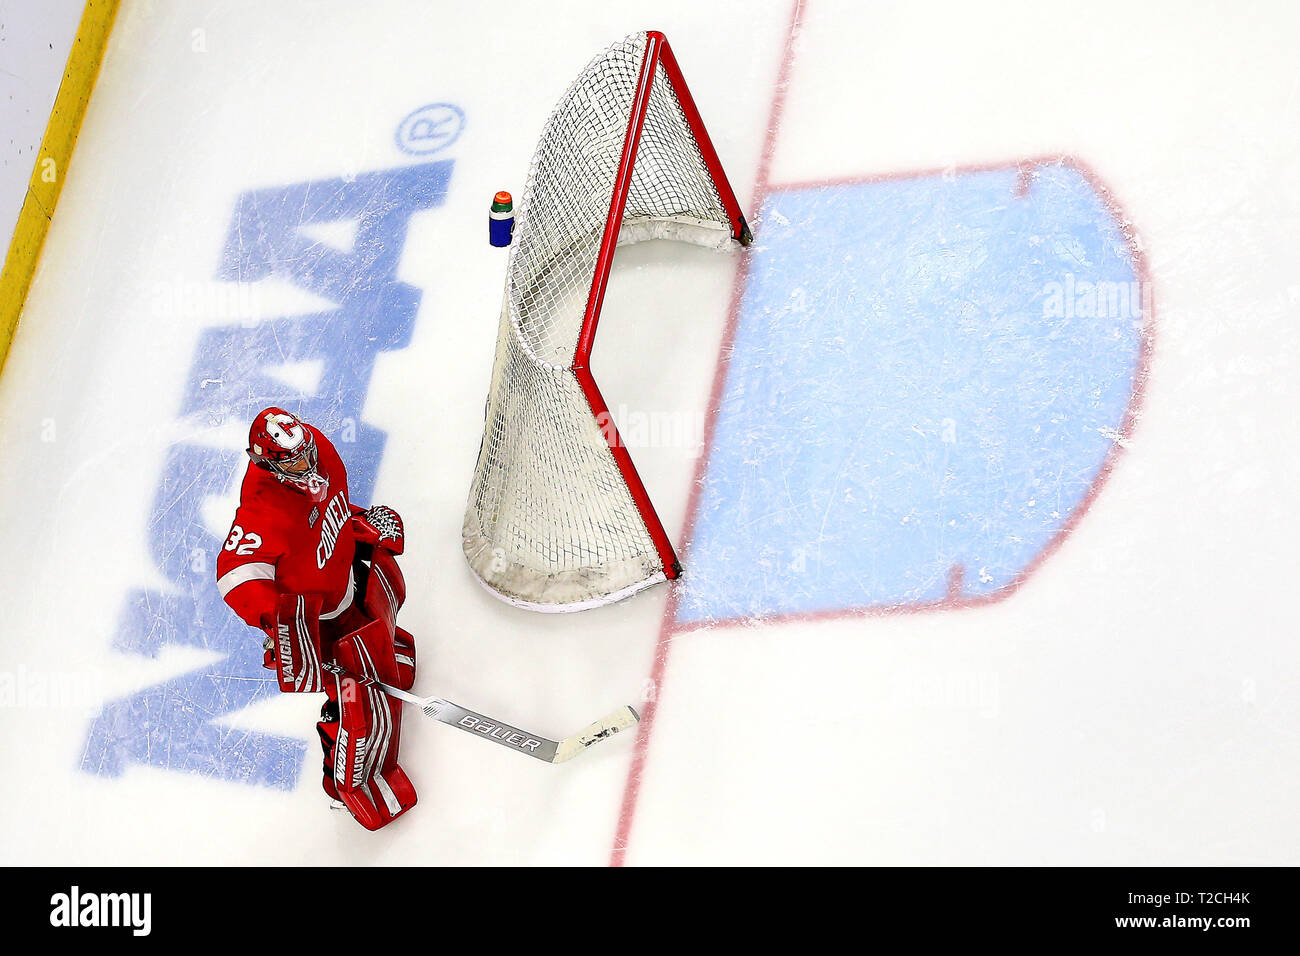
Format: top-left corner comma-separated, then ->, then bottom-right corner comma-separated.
272,507 -> 418,831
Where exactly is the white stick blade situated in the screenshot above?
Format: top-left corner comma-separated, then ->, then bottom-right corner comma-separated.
552,705 -> 640,763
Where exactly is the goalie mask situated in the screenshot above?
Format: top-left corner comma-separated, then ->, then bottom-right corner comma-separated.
248,407 -> 328,500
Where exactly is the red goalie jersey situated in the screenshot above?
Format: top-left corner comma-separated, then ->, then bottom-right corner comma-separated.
216,407 -> 416,831
217,413 -> 356,636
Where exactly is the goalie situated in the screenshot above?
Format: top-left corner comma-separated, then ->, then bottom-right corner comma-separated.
216,407 -> 418,831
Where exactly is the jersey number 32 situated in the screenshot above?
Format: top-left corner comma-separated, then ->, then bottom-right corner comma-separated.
224,525 -> 262,556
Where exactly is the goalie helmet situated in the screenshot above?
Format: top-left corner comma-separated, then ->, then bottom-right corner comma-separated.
247,406 -> 327,500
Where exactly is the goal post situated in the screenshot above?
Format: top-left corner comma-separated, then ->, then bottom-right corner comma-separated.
463,30 -> 752,612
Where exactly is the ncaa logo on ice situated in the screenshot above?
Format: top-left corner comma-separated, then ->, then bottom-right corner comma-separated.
79,109 -> 460,792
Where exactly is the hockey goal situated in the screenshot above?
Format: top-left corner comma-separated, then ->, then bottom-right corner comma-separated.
463,30 -> 752,612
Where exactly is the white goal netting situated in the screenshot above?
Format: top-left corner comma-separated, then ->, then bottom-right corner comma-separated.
463,32 -> 743,611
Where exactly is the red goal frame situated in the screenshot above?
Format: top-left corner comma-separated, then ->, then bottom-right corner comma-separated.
571,31 -> 752,582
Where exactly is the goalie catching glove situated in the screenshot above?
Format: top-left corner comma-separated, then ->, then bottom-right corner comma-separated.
351,503 -> 404,555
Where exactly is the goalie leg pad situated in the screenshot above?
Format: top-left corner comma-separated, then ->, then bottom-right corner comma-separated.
334,620 -> 413,690
336,547 -> 415,690
273,593 -> 326,693
362,547 -> 407,631
332,670 -> 416,831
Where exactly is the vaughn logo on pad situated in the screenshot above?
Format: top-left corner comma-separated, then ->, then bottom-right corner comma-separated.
49,886 -> 151,936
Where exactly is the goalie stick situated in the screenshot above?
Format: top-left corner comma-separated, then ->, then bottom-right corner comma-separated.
323,662 -> 639,764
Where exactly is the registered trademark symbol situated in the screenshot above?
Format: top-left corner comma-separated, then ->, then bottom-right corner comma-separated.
395,103 -> 465,155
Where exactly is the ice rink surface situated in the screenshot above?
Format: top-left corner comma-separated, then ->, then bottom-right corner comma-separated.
1,0 -> 1298,865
